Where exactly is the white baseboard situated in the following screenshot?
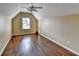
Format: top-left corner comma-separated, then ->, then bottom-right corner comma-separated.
40,33 -> 79,55
0,35 -> 12,56
12,32 -> 36,36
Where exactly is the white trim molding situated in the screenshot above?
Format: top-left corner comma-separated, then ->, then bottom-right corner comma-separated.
0,35 -> 12,56
12,32 -> 36,36
40,33 -> 79,56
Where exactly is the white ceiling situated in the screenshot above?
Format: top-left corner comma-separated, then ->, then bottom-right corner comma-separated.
33,3 -> 79,20
1,3 -> 79,20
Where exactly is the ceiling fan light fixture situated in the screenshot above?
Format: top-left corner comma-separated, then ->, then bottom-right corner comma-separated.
21,3 -> 43,12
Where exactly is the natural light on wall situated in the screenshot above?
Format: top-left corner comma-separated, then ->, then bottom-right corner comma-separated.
22,17 -> 30,29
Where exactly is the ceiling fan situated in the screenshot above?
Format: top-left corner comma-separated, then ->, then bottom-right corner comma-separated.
21,3 -> 43,12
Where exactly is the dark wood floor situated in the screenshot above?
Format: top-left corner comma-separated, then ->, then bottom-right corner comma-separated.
2,34 -> 76,56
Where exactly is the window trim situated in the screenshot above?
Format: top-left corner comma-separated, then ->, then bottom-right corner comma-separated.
22,16 -> 30,30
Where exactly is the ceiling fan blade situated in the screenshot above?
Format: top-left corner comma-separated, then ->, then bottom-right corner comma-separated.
31,3 -> 33,6
34,9 -> 38,12
28,3 -> 34,7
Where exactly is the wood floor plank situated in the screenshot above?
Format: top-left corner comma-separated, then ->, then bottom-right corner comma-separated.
2,34 -> 77,56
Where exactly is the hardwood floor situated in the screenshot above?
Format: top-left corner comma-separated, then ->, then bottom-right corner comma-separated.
2,34 -> 77,56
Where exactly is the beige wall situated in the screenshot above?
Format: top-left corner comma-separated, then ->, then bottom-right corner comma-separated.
12,12 -> 38,35
40,14 -> 79,54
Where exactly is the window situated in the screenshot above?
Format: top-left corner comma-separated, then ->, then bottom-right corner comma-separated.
22,17 -> 30,29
